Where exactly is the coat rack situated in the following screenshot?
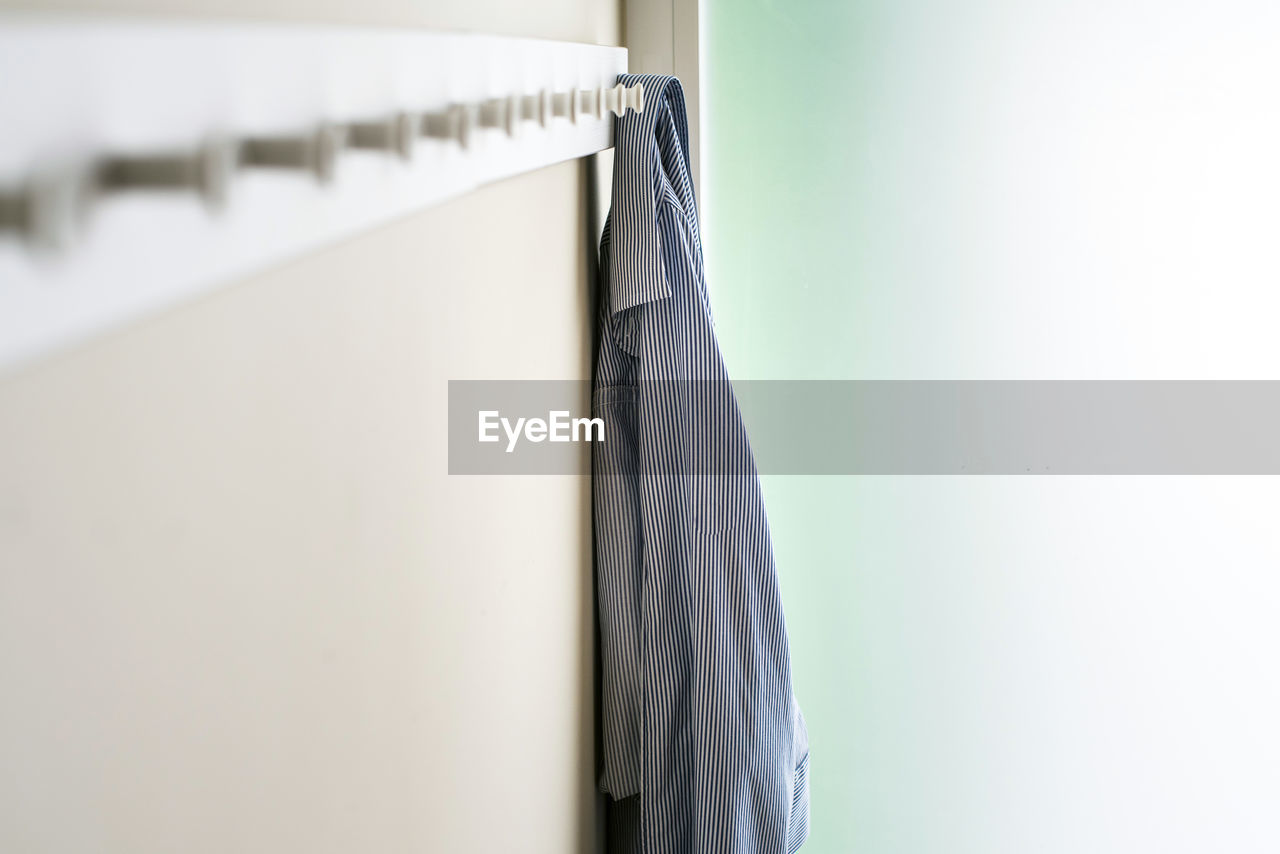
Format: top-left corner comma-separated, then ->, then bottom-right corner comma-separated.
0,14 -> 638,371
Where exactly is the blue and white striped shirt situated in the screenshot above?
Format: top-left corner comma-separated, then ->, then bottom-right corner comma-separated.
593,73 -> 810,854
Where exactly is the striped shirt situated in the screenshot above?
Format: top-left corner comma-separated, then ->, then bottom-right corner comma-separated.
593,73 -> 811,854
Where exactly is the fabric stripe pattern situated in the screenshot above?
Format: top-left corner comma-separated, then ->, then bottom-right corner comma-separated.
593,73 -> 811,854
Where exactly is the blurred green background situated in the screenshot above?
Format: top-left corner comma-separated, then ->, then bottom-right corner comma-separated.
702,1 -> 1280,852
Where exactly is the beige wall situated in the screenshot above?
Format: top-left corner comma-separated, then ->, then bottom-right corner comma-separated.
0,2 -> 618,852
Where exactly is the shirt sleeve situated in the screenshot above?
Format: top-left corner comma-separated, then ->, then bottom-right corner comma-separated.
605,74 -> 693,317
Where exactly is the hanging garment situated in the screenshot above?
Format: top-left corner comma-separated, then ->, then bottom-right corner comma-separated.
593,73 -> 811,854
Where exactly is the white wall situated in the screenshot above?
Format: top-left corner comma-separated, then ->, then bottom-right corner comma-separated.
0,2 -> 618,852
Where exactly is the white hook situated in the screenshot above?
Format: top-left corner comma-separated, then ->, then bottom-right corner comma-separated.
551,90 -> 580,124
97,137 -> 238,210
603,83 -> 624,116
347,113 -> 417,161
478,95 -> 519,137
0,167 -> 92,251
520,90 -> 552,128
623,82 -> 645,115
422,104 -> 474,150
578,88 -> 606,120
599,83 -> 645,117
240,124 -> 345,184
575,84 -> 644,120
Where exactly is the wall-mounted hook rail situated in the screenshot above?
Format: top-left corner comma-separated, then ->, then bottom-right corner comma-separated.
0,15 -> 638,371
2,81 -> 643,250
